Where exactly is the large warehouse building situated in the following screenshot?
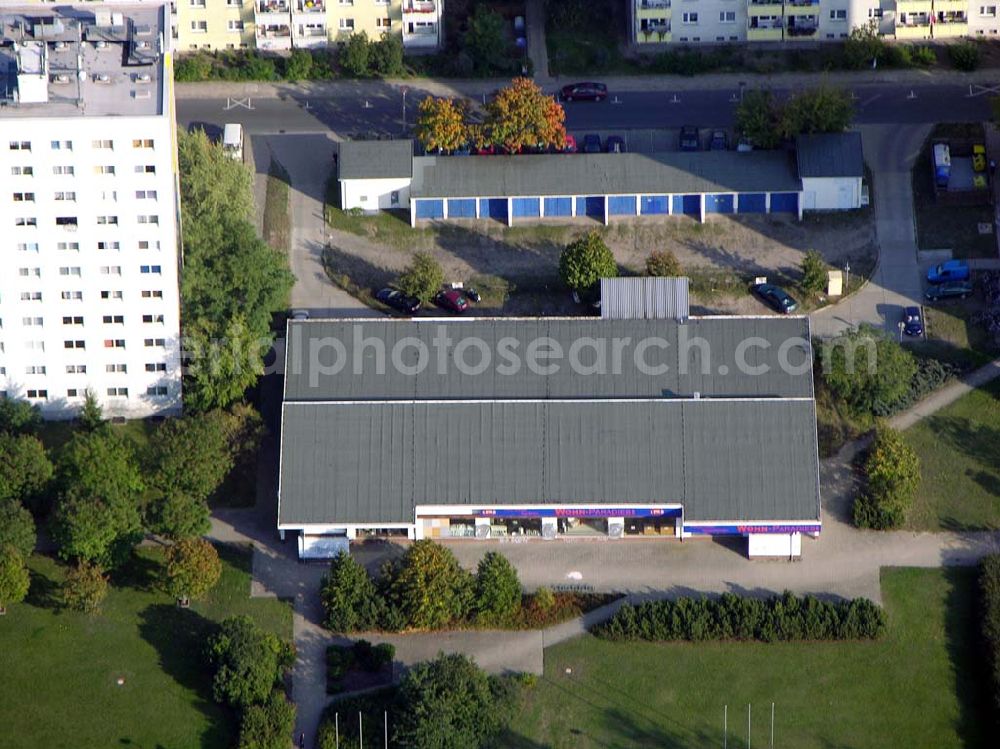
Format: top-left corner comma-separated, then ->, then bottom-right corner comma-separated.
278,316 -> 822,559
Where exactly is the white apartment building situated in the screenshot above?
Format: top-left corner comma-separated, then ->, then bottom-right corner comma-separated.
632,0 -> 989,44
0,4 -> 182,419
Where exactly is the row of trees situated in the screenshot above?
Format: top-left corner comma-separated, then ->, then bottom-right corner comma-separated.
321,542 -> 524,632
595,591 -> 886,642
317,653 -> 525,749
735,86 -> 854,150
415,78 -> 566,155
339,32 -> 405,78
980,554 -> 1000,719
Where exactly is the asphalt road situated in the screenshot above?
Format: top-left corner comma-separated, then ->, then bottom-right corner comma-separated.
176,81 -> 999,138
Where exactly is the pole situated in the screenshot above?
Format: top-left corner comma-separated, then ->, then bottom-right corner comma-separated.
335,713 -> 339,749
747,704 -> 751,749
724,705 -> 728,749
401,89 -> 407,134
359,711 -> 363,748
384,710 -> 388,749
770,703 -> 774,749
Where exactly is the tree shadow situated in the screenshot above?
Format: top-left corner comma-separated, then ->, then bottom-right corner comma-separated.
25,565 -> 62,610
942,566 -> 994,745
136,603 -> 232,749
109,551 -> 163,592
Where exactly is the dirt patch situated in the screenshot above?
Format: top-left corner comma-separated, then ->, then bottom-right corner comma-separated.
323,210 -> 876,316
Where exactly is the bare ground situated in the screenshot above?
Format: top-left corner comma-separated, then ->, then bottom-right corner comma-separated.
323,210 -> 876,316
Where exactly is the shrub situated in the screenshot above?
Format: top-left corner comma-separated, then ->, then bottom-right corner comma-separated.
353,639 -> 395,672
0,544 -> 30,614
474,552 -> 522,625
62,560 -> 109,614
206,615 -> 293,709
821,326 -> 917,416
370,32 -> 405,77
912,46 -> 937,66
174,53 -> 213,82
885,44 -> 912,68
385,540 -> 473,629
0,499 -> 36,560
800,250 -> 828,295
594,592 -> 885,642
949,42 -> 981,71
238,690 -> 296,749
163,538 -> 223,602
533,586 -> 555,611
283,49 -> 313,81
320,551 -> 382,632
645,249 -> 682,277
853,423 -> 921,529
396,252 -> 445,304
558,231 -> 617,295
340,32 -> 372,77
979,554 -> 1000,715
842,21 -> 885,70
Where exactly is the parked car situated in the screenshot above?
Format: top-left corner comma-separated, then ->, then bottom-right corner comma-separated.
290,309 -> 309,321
679,125 -> 700,152
926,260 -> 970,284
474,143 -> 496,156
582,134 -> 602,153
973,144 -> 987,173
434,289 -> 470,313
902,306 -> 924,336
464,287 -> 482,303
737,138 -> 754,153
924,281 -> 974,301
375,288 -> 421,314
606,135 -> 626,153
562,134 -> 577,153
751,283 -> 799,314
559,82 -> 608,102
710,130 -> 728,151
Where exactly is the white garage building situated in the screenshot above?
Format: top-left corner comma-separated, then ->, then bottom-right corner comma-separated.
797,132 -> 865,211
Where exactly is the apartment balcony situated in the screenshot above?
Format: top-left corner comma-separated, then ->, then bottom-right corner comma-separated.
258,0 -> 290,12
747,0 -> 784,17
785,16 -> 818,35
932,12 -> 968,35
637,0 -> 671,17
256,23 -> 293,49
638,20 -> 671,42
403,0 -> 437,15
747,19 -> 783,40
295,0 -> 325,12
785,0 -> 821,15
894,15 -> 932,37
403,20 -> 439,47
294,23 -> 328,46
896,0 -> 933,15
933,0 -> 966,10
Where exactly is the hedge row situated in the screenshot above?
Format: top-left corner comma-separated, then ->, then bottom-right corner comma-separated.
980,555 -> 1000,716
593,592 -> 885,643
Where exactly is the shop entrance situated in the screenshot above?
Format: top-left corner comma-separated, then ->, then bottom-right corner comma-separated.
624,516 -> 677,537
558,517 -> 608,537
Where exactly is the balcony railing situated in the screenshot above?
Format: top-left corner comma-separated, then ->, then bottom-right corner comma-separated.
640,0 -> 671,8
936,11 -> 967,21
786,0 -> 820,5
786,24 -> 818,35
258,0 -> 289,12
257,25 -> 292,36
297,0 -> 324,11
405,23 -> 438,34
404,0 -> 436,12
641,21 -> 671,33
749,18 -> 782,28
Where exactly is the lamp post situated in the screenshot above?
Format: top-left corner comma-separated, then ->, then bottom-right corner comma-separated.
843,260 -> 850,291
401,87 -> 408,135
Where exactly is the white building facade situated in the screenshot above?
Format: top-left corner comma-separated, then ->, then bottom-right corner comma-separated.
0,5 -> 182,419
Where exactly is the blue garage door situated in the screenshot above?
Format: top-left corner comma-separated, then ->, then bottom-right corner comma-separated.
511,198 -> 541,218
543,197 -> 572,216
479,198 -> 507,221
769,192 -> 799,214
447,198 -> 476,218
575,196 -> 605,218
641,195 -> 669,215
415,199 -> 444,220
705,194 -> 734,214
737,193 -> 767,213
608,195 -> 637,216
672,194 -> 701,216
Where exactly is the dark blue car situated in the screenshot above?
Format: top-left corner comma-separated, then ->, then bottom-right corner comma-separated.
902,306 -> 924,337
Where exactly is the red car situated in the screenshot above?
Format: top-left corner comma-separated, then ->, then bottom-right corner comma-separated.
474,144 -> 496,156
559,82 -> 608,102
434,289 -> 470,313
562,134 -> 577,153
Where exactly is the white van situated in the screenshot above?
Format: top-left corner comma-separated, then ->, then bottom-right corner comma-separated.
222,123 -> 243,161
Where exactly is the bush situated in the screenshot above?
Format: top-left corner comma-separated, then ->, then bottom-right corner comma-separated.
174,53 -> 213,81
370,32 -> 405,77
979,554 -> 1000,715
912,46 -> 937,66
949,42 -> 981,71
340,32 -> 372,77
62,560 -> 109,614
163,538 -> 223,602
800,250 -> 828,295
283,49 -> 313,81
206,615 -> 293,709
842,21 -> 885,70
474,552 -> 522,625
558,231 -> 617,296
238,690 -> 296,749
533,586 -> 555,611
396,252 -> 445,305
353,639 -> 395,672
385,540 -> 473,629
0,499 -> 36,560
0,544 -> 30,614
645,249 -> 682,277
594,591 -> 885,642
853,423 -> 921,530
320,551 -> 382,633
821,326 -> 918,416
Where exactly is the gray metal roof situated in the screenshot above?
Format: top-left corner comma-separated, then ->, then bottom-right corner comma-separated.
278,399 -> 821,525
409,150 -> 802,199
601,277 -> 690,320
283,317 -> 814,401
338,140 -> 414,179
795,133 -> 864,179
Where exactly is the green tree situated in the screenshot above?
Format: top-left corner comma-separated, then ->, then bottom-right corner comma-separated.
396,252 -> 445,304
386,540 -> 473,629
800,250 -> 828,295
238,690 -> 297,749
474,551 -> 521,625
854,424 -> 921,529
320,551 -> 381,632
207,615 -> 293,709
780,86 -> 854,139
0,433 -> 53,508
51,430 -> 144,567
414,97 -> 470,154
370,31 -> 404,77
559,231 -> 618,295
149,411 -> 233,502
147,492 -> 212,540
340,32 -> 371,77
645,249 -> 682,277
821,327 -> 917,415
393,654 -> 519,748
0,500 -> 36,560
949,41 -> 981,71
533,586 -> 555,611
62,560 -> 109,614
77,390 -> 105,432
0,398 -> 40,435
0,545 -> 30,615
164,537 -> 223,602
283,48 -> 313,81
484,77 -> 566,153
184,315 -> 274,412
843,21 -> 885,70
734,89 -> 782,149
465,6 -> 506,75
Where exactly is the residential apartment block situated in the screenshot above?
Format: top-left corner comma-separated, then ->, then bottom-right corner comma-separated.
0,5 -> 182,419
22,0 -> 442,51
631,0 -> 993,44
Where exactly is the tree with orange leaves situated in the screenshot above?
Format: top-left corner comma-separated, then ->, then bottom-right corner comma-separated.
483,77 -> 566,153
414,96 -> 469,154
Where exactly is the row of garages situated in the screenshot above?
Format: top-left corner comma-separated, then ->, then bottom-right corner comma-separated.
412,191 -> 801,225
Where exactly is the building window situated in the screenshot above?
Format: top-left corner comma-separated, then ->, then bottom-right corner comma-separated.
868,7 -> 883,17
25,366 -> 46,375
191,0 -> 207,6
142,314 -> 165,324
94,165 -> 116,175
137,215 -> 159,225
24,341 -> 44,351
339,18 -> 355,29
58,242 -> 80,251
22,317 -> 43,327
61,291 -> 84,301
106,364 -> 127,373
132,139 -> 155,149
54,192 -> 77,201
144,338 -> 167,348
9,141 -> 31,151
829,8 -> 847,19
102,315 -> 125,324
66,365 -> 87,374
11,166 -> 33,175
20,292 -> 42,301
50,140 -> 73,151
26,390 -> 47,400
53,165 -> 75,175
55,217 -> 77,228
142,290 -> 164,299
18,243 -> 40,252
147,386 -> 169,396
682,12 -> 698,23
138,240 -> 160,250
146,362 -> 167,372
67,389 -> 79,398
18,267 -> 41,277
96,216 -> 118,225
100,266 -> 123,276
135,165 -> 156,174
191,20 -> 208,32
719,10 -> 735,22
59,267 -> 82,277
13,192 -> 35,202
92,140 -> 114,149
65,339 -> 85,349
228,20 -> 244,30
15,218 -> 38,227
62,316 -> 84,325
101,290 -> 124,300
104,339 -> 126,349
107,387 -> 129,397
140,265 -> 162,274
97,241 -> 120,250
377,17 -> 391,27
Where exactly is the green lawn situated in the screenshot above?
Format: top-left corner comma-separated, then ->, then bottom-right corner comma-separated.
505,567 -> 989,749
904,379 -> 1000,531
0,545 -> 291,749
